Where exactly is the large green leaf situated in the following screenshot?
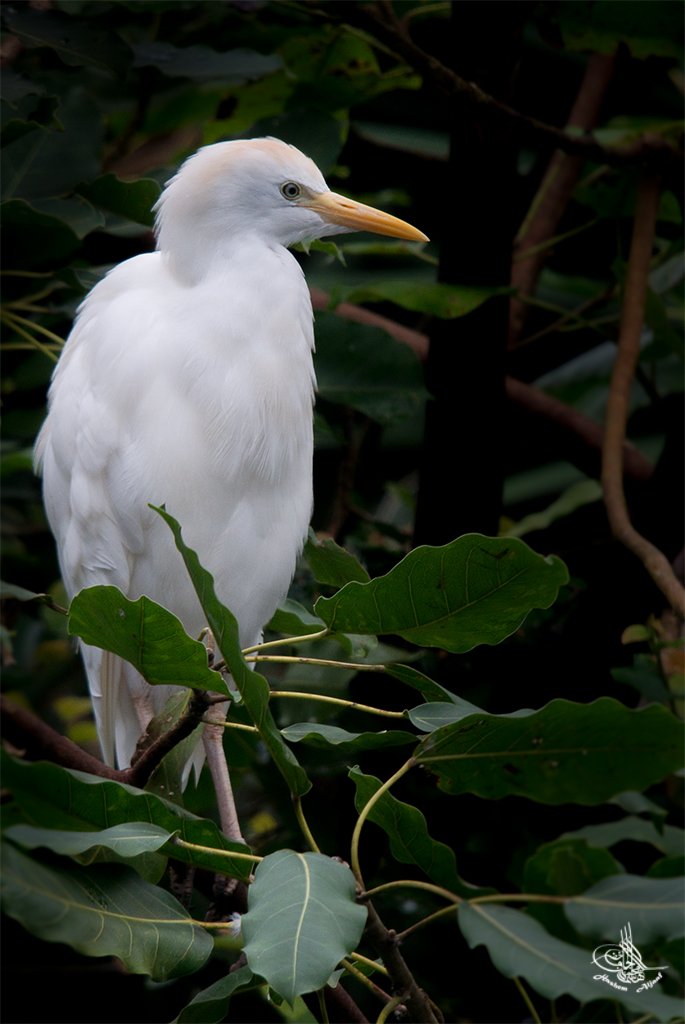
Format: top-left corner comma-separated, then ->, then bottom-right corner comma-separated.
328,281 -> 513,319
5,8 -> 133,78
557,0 -> 684,60
304,529 -> 370,587
282,722 -> 415,754
414,699 -> 684,804
458,901 -> 682,1020
522,837 -> 622,944
154,506 -> 311,797
267,599 -> 325,637
68,585 -> 228,695
1,751 -> 252,882
314,314 -> 428,424
175,965 -> 257,1024
561,817 -> 685,858
350,767 -> 495,899
384,664 -> 460,704
132,42 -> 282,83
4,822 -> 173,859
315,535 -> 569,653
408,699 -> 490,732
1,841 -> 212,981
76,175 -> 160,227
565,875 -> 685,944
242,850 -> 367,1004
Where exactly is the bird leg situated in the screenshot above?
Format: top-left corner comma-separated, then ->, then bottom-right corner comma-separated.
202,700 -> 245,844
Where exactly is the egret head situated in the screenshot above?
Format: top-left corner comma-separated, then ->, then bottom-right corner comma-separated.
154,137 -> 427,282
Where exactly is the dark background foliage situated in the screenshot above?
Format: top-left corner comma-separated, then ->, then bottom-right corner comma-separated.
1,2 -> 683,1022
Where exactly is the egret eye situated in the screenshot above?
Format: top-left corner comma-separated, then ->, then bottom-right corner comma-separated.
280,181 -> 301,201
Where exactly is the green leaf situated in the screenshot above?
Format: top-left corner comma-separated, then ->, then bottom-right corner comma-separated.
556,0 -> 684,60
0,580 -> 47,602
458,901 -> 682,1020
242,850 -> 367,1004
5,821 -> 174,859
266,599 -> 325,637
175,965 -> 257,1024
1,841 -> 212,980
282,723 -> 415,754
408,699 -> 489,732
315,535 -> 569,653
68,585 -> 229,696
384,663 -> 460,704
24,196 -> 105,238
1,751 -> 253,882
611,654 -> 672,705
350,767 -> 495,899
153,506 -> 311,797
76,175 -> 161,228
647,857 -> 685,879
132,42 -> 281,83
414,698 -> 684,804
328,281 -> 512,319
304,529 -> 370,587
501,480 -> 603,539
314,313 -> 428,424
522,838 -> 622,944
4,8 -> 133,78
565,875 -> 684,944
561,817 -> 685,858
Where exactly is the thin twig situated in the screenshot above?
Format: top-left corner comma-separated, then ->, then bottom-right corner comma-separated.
600,171 -> 685,619
513,977 -> 542,1024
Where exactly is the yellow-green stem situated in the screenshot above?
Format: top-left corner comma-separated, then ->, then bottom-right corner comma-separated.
349,951 -> 390,977
171,837 -> 262,864
1,313 -> 58,362
214,719 -> 258,733
396,903 -> 458,941
513,977 -> 541,1024
242,628 -> 329,654
3,310 -> 65,346
293,794 -> 321,853
351,758 -> 415,883
468,892 -> 566,906
247,654 -> 386,673
340,958 -> 391,1002
377,994 -> 405,1023
317,988 -> 330,1024
362,878 -> 460,905
268,690 -> 406,719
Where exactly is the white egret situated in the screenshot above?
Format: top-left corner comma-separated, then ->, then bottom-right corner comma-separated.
35,137 -> 427,839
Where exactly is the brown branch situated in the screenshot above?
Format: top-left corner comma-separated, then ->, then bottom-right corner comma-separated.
1,688 -> 213,787
351,2 -> 682,172
509,53 -> 616,346
363,900 -> 441,1023
601,172 -> 685,619
312,287 -> 653,484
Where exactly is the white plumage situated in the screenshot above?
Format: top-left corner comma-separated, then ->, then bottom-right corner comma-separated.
35,138 -> 427,820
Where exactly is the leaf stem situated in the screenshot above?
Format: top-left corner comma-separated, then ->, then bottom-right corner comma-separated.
361,879 -> 460,905
247,654 -> 386,673
377,994 -> 406,1023
170,837 -> 262,864
349,951 -> 390,977
395,903 -> 459,941
268,690 -> 406,719
513,977 -> 541,1024
467,892 -> 566,905
293,794 -> 321,854
242,628 -> 329,654
1,312 -> 59,362
513,217 -> 598,263
3,310 -> 66,346
317,988 -> 330,1024
214,719 -> 258,733
351,758 -> 415,884
340,958 -> 392,1003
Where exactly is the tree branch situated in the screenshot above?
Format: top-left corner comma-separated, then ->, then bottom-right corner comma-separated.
349,3 -> 681,172
509,53 -> 616,346
361,898 -> 441,1023
601,172 -> 685,619
311,288 -> 653,484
